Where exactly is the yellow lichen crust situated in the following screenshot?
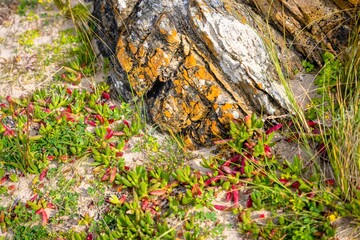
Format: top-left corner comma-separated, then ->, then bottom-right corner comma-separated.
116,38 -> 133,73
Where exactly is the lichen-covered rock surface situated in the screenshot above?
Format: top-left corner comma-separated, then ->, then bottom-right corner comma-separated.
93,0 -> 356,147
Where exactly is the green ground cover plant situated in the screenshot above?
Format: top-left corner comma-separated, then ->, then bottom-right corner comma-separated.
0,90 -> 356,239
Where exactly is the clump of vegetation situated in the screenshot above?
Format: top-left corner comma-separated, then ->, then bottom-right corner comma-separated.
0,93 -> 355,239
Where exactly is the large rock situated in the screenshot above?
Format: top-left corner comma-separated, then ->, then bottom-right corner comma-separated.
92,0 -> 356,147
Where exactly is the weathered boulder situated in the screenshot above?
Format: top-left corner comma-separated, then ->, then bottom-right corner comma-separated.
92,0 -> 356,147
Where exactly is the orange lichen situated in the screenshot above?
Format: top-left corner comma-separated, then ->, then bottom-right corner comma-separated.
164,110 -> 172,118
184,136 -> 196,150
184,53 -> 197,69
221,103 -> 233,111
182,69 -> 190,81
210,120 -> 221,135
201,33 -> 217,57
128,42 -> 137,55
218,112 -> 235,124
146,48 -> 170,80
190,101 -> 207,121
173,79 -> 183,94
256,82 -> 263,89
138,45 -> 145,58
163,29 -> 181,45
116,39 -> 133,72
195,66 -> 213,80
206,85 -> 220,101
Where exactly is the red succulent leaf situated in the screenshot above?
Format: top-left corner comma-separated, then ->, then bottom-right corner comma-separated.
232,185 -> 239,208
307,120 -> 317,127
244,115 -> 252,128
109,167 -> 117,184
123,120 -> 131,128
102,92 -> 110,100
266,124 -> 283,135
269,228 -> 278,238
65,113 -> 76,122
230,154 -> 240,163
221,160 -> 231,167
116,151 -> 124,157
141,199 -> 149,210
46,202 -> 55,209
87,120 -> 96,126
240,158 -> 246,174
6,96 -> 12,103
118,195 -> 127,205
312,128 -> 320,134
27,102 -> 34,113
105,128 -> 114,140
0,175 -> 9,185
214,205 -> 230,211
279,178 -> 289,184
246,196 -> 253,208
29,193 -> 38,202
0,103 -> 6,108
8,185 -> 16,191
150,189 -> 167,196
204,176 -> 221,186
191,184 -> 202,197
225,191 -> 232,202
39,168 -> 48,181
2,124 -> 15,137
86,234 -> 93,240
101,174 -> 110,182
36,208 -> 48,225
244,142 -> 253,150
318,143 -> 326,155
325,179 -> 335,186
84,106 -> 93,113
259,213 -> 265,219
307,192 -> 316,198
94,114 -> 104,124
291,181 -> 300,189
221,166 -> 232,174
59,155 -> 68,162
47,155 -> 55,161
113,131 -> 125,136
264,145 -> 272,157
109,105 -> 116,110
123,142 -> 130,151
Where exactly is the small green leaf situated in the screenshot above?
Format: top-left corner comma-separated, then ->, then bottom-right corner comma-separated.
9,173 -> 18,182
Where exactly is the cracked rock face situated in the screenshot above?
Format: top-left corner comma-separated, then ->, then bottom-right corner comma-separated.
93,0 -> 355,147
